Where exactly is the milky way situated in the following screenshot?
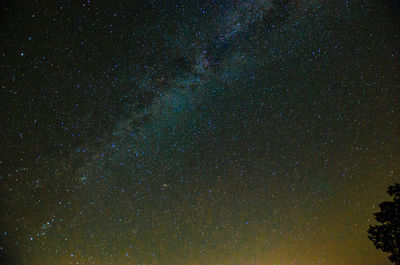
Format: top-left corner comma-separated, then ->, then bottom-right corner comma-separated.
1,1 -> 400,264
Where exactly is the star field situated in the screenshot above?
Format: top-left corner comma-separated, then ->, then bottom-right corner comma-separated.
1,0 -> 400,264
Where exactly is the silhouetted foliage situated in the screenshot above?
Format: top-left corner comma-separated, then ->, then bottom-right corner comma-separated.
368,183 -> 400,264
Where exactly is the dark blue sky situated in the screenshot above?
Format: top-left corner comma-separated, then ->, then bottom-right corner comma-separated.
1,1 -> 400,264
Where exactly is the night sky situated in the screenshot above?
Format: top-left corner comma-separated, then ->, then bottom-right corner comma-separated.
1,0 -> 400,264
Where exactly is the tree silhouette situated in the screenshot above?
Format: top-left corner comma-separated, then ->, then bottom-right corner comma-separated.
368,183 -> 400,264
